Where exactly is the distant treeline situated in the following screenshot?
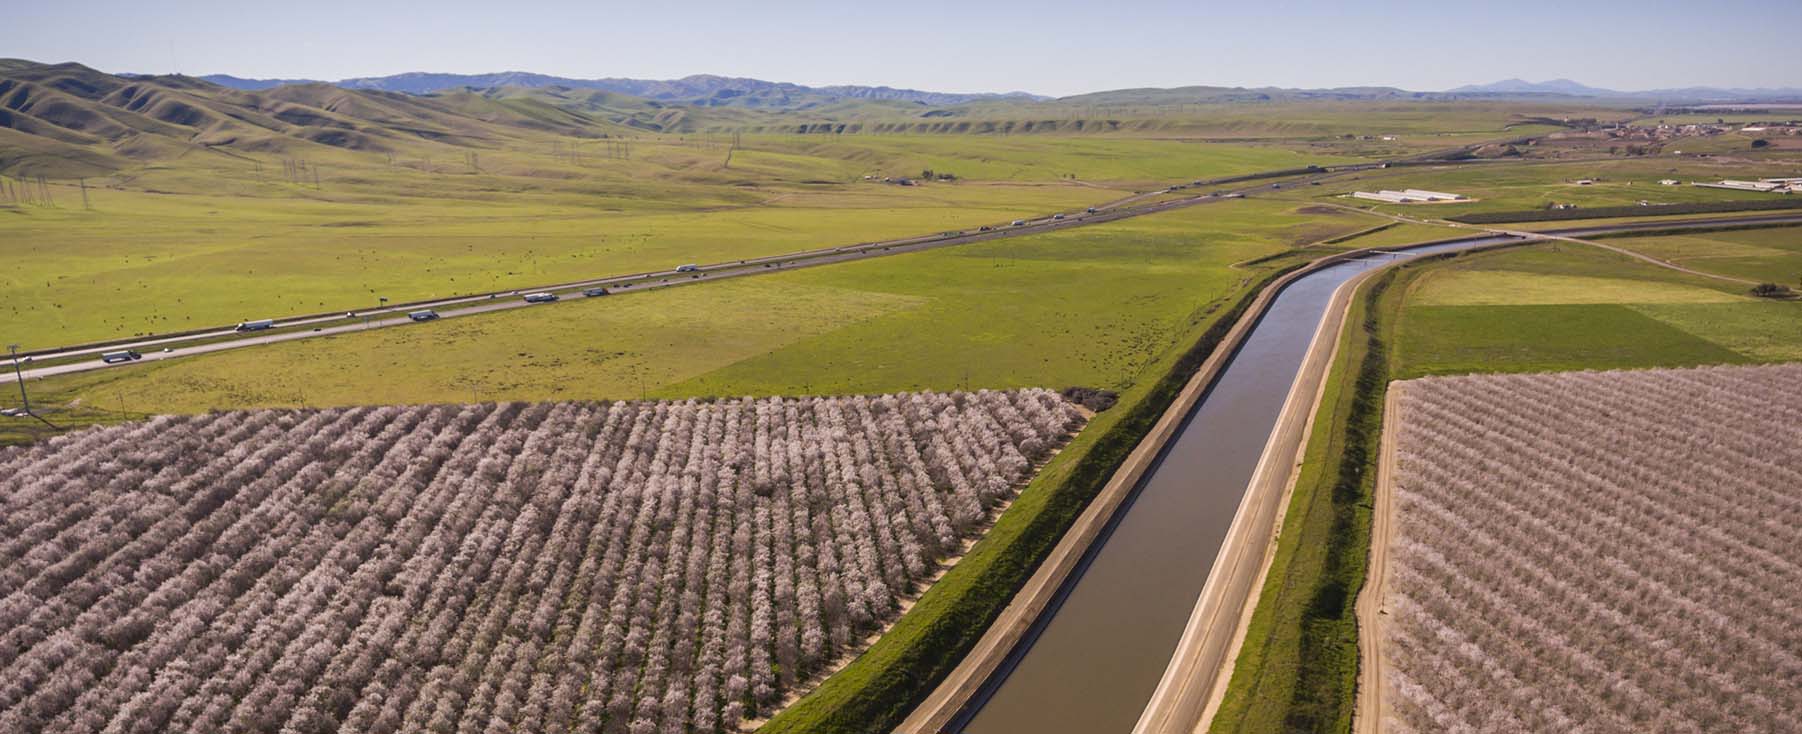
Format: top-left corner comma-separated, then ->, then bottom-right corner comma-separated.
1449,197 -> 1802,224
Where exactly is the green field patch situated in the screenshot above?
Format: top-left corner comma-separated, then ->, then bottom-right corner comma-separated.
1410,270 -> 1746,306
1633,301 -> 1802,362
754,135 -> 1362,185
1394,303 -> 1747,377
1604,227 -> 1802,284
1411,240 -> 1749,293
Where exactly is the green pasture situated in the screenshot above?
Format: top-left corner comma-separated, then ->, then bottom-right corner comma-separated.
745,135 -> 1361,185
1591,226 -> 1802,285
1390,240 -> 1801,376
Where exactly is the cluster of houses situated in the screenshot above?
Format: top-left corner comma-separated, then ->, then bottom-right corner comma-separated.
1350,188 -> 1468,204
1598,122 -> 1733,142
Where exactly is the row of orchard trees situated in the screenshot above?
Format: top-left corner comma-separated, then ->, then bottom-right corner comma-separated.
1383,364 -> 1802,734
0,389 -> 1083,734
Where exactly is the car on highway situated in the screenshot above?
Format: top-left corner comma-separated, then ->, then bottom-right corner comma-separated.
100,350 -> 143,364
234,319 -> 275,332
582,287 -> 610,297
675,264 -> 700,273
523,292 -> 559,303
408,310 -> 440,321
1011,219 -> 1026,226
979,225 -> 992,232
1086,207 -> 1099,213
1052,213 -> 1066,220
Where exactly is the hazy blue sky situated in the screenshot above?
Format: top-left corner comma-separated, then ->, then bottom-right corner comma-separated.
7,0 -> 1798,95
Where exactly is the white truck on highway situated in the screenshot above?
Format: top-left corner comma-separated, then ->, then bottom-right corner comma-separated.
234,319 -> 275,332
675,264 -> 700,273
523,292 -> 559,303
101,350 -> 143,364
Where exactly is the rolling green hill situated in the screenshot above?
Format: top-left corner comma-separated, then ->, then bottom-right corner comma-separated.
0,60 -> 655,177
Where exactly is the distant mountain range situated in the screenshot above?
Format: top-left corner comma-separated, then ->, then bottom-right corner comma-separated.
198,71 -> 1048,107
1448,78 -> 1802,101
194,70 -> 1802,105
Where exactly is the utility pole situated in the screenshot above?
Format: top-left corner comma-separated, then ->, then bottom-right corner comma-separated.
8,345 -> 28,415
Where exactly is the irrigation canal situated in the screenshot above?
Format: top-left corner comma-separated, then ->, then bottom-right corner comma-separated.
952,236 -> 1514,733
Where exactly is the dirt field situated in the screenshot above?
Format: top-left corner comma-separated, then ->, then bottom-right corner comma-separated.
1364,363 -> 1802,733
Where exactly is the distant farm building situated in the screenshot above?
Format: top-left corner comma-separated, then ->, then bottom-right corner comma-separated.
1351,188 -> 1469,204
1694,178 -> 1802,193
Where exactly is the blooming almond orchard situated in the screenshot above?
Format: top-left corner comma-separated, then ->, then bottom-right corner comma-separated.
1383,364 -> 1802,733
0,389 -> 1083,734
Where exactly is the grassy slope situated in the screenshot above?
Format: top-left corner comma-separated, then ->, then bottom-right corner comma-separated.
1212,235 -> 1802,733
